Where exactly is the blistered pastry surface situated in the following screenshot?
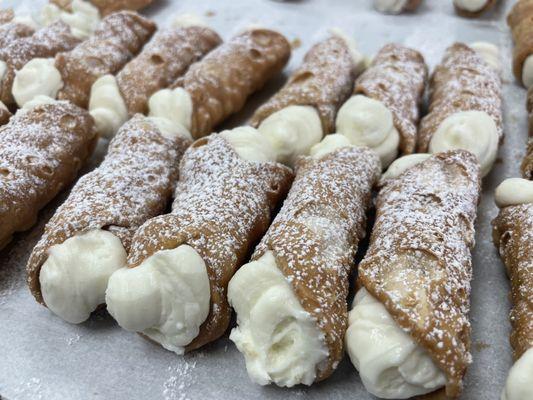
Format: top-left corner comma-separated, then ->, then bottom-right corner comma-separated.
493,203 -> 533,361
250,36 -> 357,134
0,101 -> 96,251
0,21 -> 80,106
418,42 -> 503,152
507,0 -> 533,85
0,21 -> 34,49
252,146 -> 380,381
172,29 -> 290,138
126,135 -> 293,351
55,11 -> 156,108
354,43 -> 427,154
26,115 -> 190,304
357,150 -> 481,397
116,26 -> 221,115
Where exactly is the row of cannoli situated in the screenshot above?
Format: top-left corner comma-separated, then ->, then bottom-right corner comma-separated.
11,37 -> 508,400
373,0 -> 498,17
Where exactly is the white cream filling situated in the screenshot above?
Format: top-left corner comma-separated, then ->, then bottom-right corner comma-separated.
310,133 -> 353,159
429,110 -> 499,177
13,58 -> 63,108
40,0 -> 101,39
39,229 -> 127,324
105,245 -> 210,355
89,75 -> 129,139
228,251 -> 328,387
148,87 -> 193,133
501,348 -> 533,400
346,288 -> 446,399
336,94 -> 400,168
522,55 -> 533,89
257,105 -> 323,166
0,61 -> 7,84
12,15 -> 40,30
374,0 -> 409,14
172,13 -> 207,28
453,0 -> 489,12
494,178 -> 533,208
145,116 -> 192,140
470,42 -> 502,75
382,153 -> 431,181
219,126 -> 277,163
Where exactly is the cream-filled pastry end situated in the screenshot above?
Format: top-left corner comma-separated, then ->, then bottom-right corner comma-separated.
13,58 -> 63,107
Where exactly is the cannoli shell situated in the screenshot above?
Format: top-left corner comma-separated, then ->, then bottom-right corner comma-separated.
127,135 -> 293,351
0,9 -> 14,24
354,43 -> 428,154
0,21 -> 81,106
251,146 -> 380,381
521,138 -> 533,180
0,107 -> 11,126
528,86 -> 533,136
250,36 -> 357,135
0,21 -> 34,48
0,102 -> 96,251
172,29 -> 290,139
116,26 -> 221,115
455,0 -> 497,18
507,0 -> 533,84
418,43 -> 502,152
358,150 -> 481,398
493,203 -> 533,361
27,115 -> 190,304
55,11 -> 156,108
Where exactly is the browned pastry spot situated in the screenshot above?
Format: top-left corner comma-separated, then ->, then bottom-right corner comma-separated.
493,203 -> 533,360
250,36 -> 358,135
172,29 -> 291,139
507,0 -> 533,85
455,0 -> 498,18
26,115 -> 190,305
116,26 -> 221,115
418,43 -> 502,152
0,101 -> 96,251
55,11 -> 156,108
354,43 -> 428,154
358,150 -> 481,398
127,135 -> 293,351
251,146 -> 380,382
0,21 -> 80,106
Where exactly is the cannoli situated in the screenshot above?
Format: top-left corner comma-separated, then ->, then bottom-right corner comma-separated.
249,35 -> 361,165
454,0 -> 498,18
507,0 -> 533,88
228,144 -> 380,386
0,101 -> 96,251
522,138 -> 533,180
13,11 -> 156,109
41,0 -> 101,40
493,178 -> 533,400
89,24 -> 221,137
26,115 -> 191,323
0,21 -> 80,108
105,129 -> 293,354
329,43 -> 427,168
345,150 -> 481,399
51,0 -> 153,16
374,0 -> 422,14
418,42 -> 503,176
147,28 -> 291,140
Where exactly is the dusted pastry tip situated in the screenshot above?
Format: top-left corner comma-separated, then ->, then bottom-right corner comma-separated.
0,101 -> 96,251
493,179 -> 533,400
50,0 -> 154,16
454,0 -> 498,18
0,21 -> 80,107
251,35 -> 360,165
229,145 -> 380,386
374,0 -> 422,14
346,150 -> 481,399
335,43 -> 428,167
507,0 -> 533,88
26,115 -> 191,323
13,11 -> 156,109
89,22 -> 221,138
418,42 -> 503,177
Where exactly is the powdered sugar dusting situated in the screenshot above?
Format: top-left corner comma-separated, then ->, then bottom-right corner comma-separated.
358,150 -> 481,397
